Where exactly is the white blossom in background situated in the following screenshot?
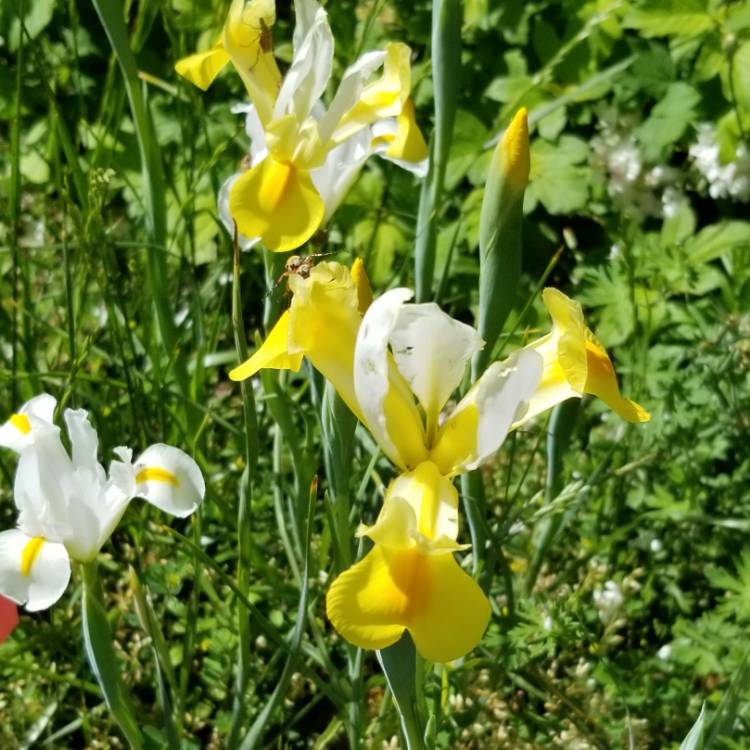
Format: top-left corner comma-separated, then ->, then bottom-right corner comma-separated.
689,123 -> 750,201
592,116 -> 684,220
593,580 -> 624,625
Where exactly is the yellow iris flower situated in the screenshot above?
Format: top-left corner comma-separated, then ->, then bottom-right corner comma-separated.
516,288 -> 650,427
230,263 -> 649,659
176,0 -> 428,252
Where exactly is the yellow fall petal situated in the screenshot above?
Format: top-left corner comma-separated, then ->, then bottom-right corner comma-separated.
174,41 -> 230,90
385,99 -> 428,163
229,158 -> 325,253
584,332 -> 650,422
229,310 -> 304,381
326,544 -> 490,662
518,288 -> 649,426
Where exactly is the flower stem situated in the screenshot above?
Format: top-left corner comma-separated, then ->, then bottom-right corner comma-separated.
80,561 -> 144,750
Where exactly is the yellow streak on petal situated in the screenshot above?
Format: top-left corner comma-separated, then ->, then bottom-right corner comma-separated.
10,413 -> 31,435
430,402 -> 479,478
499,107 -> 530,192
20,537 -> 44,577
136,467 -> 179,486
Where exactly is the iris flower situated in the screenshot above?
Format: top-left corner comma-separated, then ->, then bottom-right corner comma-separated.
176,0 -> 428,252
0,398 -> 205,611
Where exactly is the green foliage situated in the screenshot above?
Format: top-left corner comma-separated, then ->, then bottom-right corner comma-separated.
2,0 -> 750,747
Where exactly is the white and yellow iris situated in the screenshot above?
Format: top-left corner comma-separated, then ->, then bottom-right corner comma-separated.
0,399 -> 205,611
230,261 -> 650,659
176,0 -> 427,252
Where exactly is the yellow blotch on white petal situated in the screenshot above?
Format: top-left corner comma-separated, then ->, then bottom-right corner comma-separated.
135,467 -> 179,486
9,413 -> 31,435
229,158 -> 325,252
20,537 -> 44,577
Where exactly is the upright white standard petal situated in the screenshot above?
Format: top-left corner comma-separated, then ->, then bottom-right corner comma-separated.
0,393 -> 57,452
354,287 -> 416,465
431,350 -> 544,475
64,409 -> 105,482
317,51 -> 387,144
133,444 -> 206,518
0,529 -> 71,611
311,129 -> 372,221
273,1 -> 333,123
390,302 -> 484,435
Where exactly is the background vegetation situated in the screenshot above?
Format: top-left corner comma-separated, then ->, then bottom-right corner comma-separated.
1,0 -> 749,747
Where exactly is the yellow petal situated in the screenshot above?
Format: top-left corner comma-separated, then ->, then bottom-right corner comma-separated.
222,0 -> 281,125
333,42 -> 411,142
517,287 -> 649,427
287,263 -> 365,422
385,99 -> 428,163
350,258 -> 373,313
229,158 -> 325,253
326,544 -> 490,662
174,42 -> 230,91
584,332 -> 650,422
229,309 -> 303,381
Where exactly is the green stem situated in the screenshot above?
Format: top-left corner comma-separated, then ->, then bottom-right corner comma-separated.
525,399 -> 580,594
80,561 -> 144,750
228,231 -> 260,748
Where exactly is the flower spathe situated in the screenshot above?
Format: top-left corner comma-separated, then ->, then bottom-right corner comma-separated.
176,0 -> 428,252
517,288 -> 650,427
326,462 -> 491,662
0,397 -> 205,611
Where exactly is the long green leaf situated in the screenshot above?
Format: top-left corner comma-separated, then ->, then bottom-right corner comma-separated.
80,562 -> 144,750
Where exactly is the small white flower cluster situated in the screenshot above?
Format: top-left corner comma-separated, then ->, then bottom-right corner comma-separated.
592,580 -> 624,625
592,121 -> 684,220
689,124 -> 750,201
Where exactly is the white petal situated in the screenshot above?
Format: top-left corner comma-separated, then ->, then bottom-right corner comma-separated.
134,444 -> 205,517
64,408 -> 104,481
371,118 -> 429,177
232,102 -> 268,163
292,0 -> 323,50
218,174 -> 261,251
0,393 -> 57,452
0,529 -> 70,611
318,51 -> 387,144
390,303 -> 483,430
311,129 -> 372,220
273,2 -> 333,121
435,350 -> 544,473
354,287 -> 416,465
